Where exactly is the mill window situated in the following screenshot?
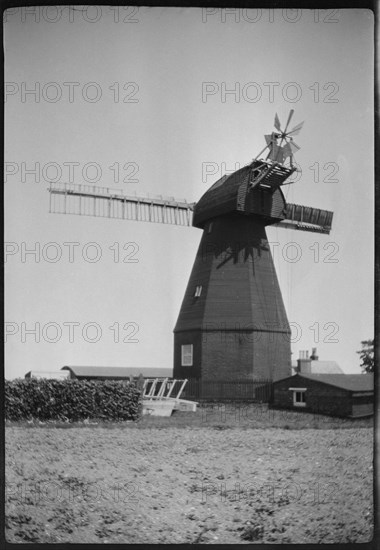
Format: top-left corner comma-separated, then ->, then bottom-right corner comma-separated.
181,344 -> 193,366
194,285 -> 202,297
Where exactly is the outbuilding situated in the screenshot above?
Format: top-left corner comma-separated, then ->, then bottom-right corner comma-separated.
61,366 -> 173,381
271,373 -> 374,418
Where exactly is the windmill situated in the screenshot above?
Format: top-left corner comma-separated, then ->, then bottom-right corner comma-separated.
48,111 -> 333,384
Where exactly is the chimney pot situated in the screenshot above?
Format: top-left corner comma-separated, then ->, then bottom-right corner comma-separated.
310,347 -> 319,360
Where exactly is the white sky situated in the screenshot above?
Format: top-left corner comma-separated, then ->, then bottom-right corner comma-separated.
4,7 -> 374,379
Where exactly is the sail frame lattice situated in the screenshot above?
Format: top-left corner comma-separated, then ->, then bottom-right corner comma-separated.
48,182 -> 195,227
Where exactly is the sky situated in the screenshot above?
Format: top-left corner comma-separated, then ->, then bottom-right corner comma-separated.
4,7 -> 374,379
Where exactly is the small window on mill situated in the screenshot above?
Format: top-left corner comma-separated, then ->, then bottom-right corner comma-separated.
181,344 -> 193,366
194,285 -> 202,297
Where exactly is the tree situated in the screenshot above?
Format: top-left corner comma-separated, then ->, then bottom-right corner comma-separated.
357,339 -> 374,373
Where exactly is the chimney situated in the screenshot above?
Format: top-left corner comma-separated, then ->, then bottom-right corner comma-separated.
310,347 -> 319,361
297,350 -> 311,374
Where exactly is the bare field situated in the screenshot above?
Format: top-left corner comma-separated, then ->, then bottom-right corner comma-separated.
5,404 -> 373,544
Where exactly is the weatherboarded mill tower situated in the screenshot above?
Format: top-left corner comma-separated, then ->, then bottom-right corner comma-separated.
173,166 -> 292,382
48,111 -> 333,386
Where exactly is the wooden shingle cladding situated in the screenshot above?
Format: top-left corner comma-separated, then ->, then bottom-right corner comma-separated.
173,214 -> 291,382
244,183 -> 287,221
271,374 -> 374,418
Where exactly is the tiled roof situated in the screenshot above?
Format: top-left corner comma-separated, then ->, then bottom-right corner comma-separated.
300,373 -> 374,392
61,366 -> 173,378
310,361 -> 344,374
291,360 -> 344,375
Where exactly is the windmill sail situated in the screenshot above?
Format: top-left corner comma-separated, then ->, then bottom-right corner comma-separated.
286,121 -> 304,136
274,113 -> 281,132
274,203 -> 334,233
48,181 -> 333,234
48,182 -> 195,227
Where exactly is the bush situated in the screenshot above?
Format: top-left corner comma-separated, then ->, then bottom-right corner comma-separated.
5,378 -> 141,422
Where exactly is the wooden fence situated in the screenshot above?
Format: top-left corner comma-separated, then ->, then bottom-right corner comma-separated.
182,379 -> 273,402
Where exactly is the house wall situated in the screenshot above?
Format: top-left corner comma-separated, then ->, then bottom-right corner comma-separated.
351,394 -> 374,417
272,375 -> 352,417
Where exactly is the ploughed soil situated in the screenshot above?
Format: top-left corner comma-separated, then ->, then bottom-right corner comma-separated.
5,404 -> 373,544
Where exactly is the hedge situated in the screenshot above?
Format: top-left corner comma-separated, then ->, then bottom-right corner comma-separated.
5,378 -> 142,422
